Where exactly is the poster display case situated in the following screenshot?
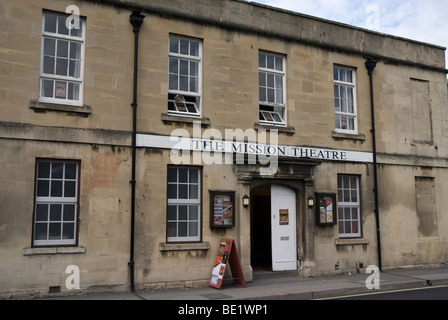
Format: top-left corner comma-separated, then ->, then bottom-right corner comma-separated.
210,190 -> 235,228
316,193 -> 337,226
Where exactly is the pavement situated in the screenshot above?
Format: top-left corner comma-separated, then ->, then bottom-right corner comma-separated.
45,266 -> 448,300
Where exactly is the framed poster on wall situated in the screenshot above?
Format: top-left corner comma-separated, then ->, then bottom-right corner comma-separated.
316,193 -> 337,226
210,191 -> 235,228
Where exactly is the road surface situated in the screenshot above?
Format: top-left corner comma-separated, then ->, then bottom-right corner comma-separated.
326,285 -> 448,300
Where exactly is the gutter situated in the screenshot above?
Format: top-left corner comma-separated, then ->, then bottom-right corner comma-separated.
365,59 -> 383,271
129,10 -> 145,292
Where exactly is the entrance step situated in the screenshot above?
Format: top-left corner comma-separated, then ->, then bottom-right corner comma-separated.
253,270 -> 298,280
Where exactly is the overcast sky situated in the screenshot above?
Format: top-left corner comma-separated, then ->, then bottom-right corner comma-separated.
253,0 -> 448,68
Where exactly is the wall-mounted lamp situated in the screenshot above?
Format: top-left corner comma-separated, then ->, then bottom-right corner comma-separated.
243,194 -> 250,208
307,196 -> 315,208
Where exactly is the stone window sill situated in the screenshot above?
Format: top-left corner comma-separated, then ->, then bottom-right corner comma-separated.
159,242 -> 210,252
23,246 -> 86,256
335,239 -> 369,246
161,113 -> 211,127
30,100 -> 92,117
254,123 -> 295,135
332,131 -> 366,142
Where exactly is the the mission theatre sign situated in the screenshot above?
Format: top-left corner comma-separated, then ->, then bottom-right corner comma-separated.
137,132 -> 373,164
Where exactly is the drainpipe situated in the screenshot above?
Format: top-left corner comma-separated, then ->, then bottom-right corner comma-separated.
129,10 -> 145,292
365,59 -> 382,271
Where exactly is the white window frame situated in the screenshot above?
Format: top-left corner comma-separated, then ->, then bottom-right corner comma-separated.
168,35 -> 202,118
167,167 -> 201,243
334,66 -> 358,134
338,175 -> 361,238
33,160 -> 79,247
259,51 -> 287,126
39,11 -> 86,106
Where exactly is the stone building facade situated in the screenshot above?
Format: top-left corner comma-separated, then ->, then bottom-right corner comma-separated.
0,0 -> 447,297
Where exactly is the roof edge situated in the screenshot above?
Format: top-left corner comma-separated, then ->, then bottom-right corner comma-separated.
238,0 -> 446,51
79,0 -> 447,71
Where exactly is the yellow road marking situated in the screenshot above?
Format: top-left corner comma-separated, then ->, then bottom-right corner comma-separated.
314,285 -> 448,300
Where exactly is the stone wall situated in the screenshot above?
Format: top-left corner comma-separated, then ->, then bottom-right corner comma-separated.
1,0 -> 447,296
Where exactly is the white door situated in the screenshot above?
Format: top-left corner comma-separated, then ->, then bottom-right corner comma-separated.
271,185 -> 297,271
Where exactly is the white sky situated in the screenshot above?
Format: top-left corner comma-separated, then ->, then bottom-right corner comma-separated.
253,0 -> 448,69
